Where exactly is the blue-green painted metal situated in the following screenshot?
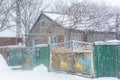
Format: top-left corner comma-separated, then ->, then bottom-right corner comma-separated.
35,44 -> 50,68
94,44 -> 120,78
8,44 -> 50,69
8,47 -> 24,66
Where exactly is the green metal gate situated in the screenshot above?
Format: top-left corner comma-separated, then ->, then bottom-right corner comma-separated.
94,42 -> 120,78
35,44 -> 50,68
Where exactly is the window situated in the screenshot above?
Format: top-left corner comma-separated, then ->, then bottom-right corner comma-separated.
41,20 -> 46,27
64,36 -> 70,48
51,36 -> 57,44
34,39 -> 39,45
48,36 -> 57,47
71,35 -> 80,41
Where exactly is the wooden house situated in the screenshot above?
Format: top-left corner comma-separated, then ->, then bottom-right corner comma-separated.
29,12 -> 116,46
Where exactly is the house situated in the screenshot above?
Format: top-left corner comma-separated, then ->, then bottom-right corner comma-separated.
0,29 -> 22,46
29,12 -> 116,46
29,12 -> 84,46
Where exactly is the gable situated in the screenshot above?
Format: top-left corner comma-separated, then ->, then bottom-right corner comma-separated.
30,12 -> 65,35
30,14 -> 50,34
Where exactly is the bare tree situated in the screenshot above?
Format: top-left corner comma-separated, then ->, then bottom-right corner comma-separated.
65,1 -> 115,42
10,0 -> 49,45
0,0 -> 16,32
51,0 -> 68,14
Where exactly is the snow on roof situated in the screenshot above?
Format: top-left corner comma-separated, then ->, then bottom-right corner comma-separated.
43,12 -> 64,21
43,12 -> 116,32
36,44 -> 48,47
0,29 -> 16,37
43,12 -> 73,27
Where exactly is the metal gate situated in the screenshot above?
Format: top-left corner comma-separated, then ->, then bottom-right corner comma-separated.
50,41 -> 93,77
35,44 -> 50,68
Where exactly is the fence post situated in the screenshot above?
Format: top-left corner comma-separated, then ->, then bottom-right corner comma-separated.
91,51 -> 94,78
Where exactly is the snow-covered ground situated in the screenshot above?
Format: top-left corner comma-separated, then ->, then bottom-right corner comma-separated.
0,54 -> 118,80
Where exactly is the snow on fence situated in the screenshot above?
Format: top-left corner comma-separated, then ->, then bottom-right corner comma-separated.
50,41 -> 94,78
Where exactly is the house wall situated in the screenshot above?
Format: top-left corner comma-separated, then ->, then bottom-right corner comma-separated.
29,14 -> 83,46
58,35 -> 64,43
0,38 -> 22,46
92,33 -> 116,42
87,32 -> 93,43
84,31 -> 116,43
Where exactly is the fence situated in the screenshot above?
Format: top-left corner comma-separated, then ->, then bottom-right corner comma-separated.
94,41 -> 120,78
2,40 -> 120,78
0,44 -> 49,70
8,46 -> 26,66
50,41 -> 94,77
0,46 -> 9,62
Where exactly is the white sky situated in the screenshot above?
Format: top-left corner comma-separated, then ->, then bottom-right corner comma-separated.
64,0 -> 120,7
89,0 -> 120,7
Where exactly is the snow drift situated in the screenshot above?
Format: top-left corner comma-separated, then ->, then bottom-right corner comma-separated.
33,64 -> 48,73
0,54 -> 10,70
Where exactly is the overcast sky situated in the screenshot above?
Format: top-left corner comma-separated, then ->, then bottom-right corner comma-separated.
64,0 -> 120,7
89,0 -> 120,7
45,0 -> 120,12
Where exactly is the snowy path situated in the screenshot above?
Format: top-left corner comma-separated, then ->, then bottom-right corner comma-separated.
0,65 -> 90,80
0,65 -> 118,80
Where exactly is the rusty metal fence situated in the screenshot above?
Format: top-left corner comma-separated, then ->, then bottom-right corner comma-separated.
50,41 -> 94,77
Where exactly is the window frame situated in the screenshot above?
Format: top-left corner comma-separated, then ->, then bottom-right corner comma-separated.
40,20 -> 46,28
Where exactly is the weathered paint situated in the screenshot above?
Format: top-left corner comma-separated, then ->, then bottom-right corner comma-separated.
94,44 -> 120,78
51,49 -> 92,76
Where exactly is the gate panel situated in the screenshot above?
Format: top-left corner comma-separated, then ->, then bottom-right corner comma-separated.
35,44 -> 50,68
35,47 -> 41,66
74,53 -> 92,76
50,41 -> 93,77
51,52 -> 74,73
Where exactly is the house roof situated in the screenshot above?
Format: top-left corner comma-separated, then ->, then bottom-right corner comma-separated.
0,28 -> 16,38
29,12 -> 73,33
43,12 -> 73,27
30,12 -> 116,34
43,12 -> 116,31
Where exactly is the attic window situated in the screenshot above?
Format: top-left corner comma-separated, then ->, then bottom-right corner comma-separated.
41,20 -> 46,27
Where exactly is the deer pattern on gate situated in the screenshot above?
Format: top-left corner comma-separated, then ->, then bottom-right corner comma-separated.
60,61 -> 68,71
74,55 -> 83,72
